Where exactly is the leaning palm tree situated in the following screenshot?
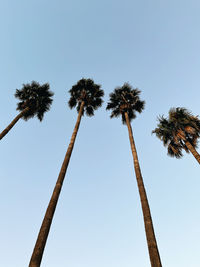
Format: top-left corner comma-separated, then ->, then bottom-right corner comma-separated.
153,107 -> 200,164
0,81 -> 53,140
106,83 -> 162,267
29,78 -> 104,267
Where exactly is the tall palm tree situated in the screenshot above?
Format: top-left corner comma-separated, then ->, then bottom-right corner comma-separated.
0,81 -> 53,140
152,107 -> 200,164
29,78 -> 104,267
106,83 -> 162,267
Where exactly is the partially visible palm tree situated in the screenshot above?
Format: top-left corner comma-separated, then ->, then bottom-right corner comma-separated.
29,78 -> 104,267
153,107 -> 200,164
106,83 -> 162,267
0,81 -> 53,140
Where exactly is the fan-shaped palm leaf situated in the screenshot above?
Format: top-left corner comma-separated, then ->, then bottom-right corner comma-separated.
0,81 -> 53,140
153,107 -> 200,164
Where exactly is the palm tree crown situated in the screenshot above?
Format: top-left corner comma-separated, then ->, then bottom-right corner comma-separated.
152,107 -> 200,158
15,81 -> 54,121
68,78 -> 104,116
106,83 -> 145,123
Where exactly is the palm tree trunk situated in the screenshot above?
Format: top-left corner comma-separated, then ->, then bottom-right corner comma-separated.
124,112 -> 162,267
29,101 -> 85,267
0,107 -> 29,140
184,140 -> 200,164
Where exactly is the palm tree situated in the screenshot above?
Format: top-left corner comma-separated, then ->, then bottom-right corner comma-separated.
29,78 -> 104,267
106,83 -> 162,267
152,107 -> 200,164
0,81 -> 53,140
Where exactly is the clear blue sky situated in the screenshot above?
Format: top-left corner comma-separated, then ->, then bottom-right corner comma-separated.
0,0 -> 200,266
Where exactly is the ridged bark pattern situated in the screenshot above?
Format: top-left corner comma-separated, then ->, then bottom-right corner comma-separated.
124,112 -> 162,267
185,141 -> 200,164
29,101 -> 85,267
0,107 -> 29,140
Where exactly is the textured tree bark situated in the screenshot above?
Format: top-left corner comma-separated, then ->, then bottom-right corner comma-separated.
29,101 -> 85,267
124,112 -> 162,267
0,107 -> 29,140
185,141 -> 200,164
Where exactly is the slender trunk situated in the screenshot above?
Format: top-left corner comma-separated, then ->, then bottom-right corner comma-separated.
29,101 -> 85,267
0,107 -> 29,140
184,140 -> 200,164
124,112 -> 162,267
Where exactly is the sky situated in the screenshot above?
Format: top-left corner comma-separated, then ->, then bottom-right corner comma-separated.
0,0 -> 200,266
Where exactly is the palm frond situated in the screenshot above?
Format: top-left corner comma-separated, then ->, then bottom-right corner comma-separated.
167,142 -> 183,159
106,83 -> 144,124
68,78 -> 104,117
15,81 -> 53,121
153,107 -> 200,159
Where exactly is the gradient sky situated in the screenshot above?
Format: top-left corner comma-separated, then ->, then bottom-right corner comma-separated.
1,0 -> 200,266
